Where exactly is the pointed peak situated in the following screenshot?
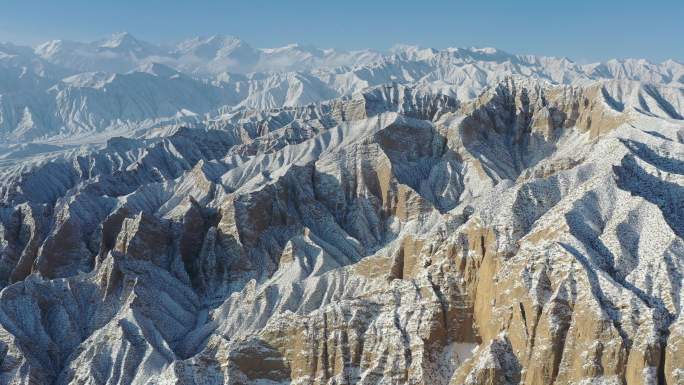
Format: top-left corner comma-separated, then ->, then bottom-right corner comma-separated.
100,32 -> 136,48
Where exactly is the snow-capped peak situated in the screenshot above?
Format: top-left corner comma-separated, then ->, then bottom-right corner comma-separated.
174,35 -> 250,57
133,62 -> 181,77
99,32 -> 140,49
97,32 -> 163,57
469,46 -> 500,55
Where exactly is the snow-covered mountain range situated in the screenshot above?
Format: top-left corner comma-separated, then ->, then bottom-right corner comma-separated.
0,33 -> 683,385
1,33 -> 682,144
34,32 -> 384,75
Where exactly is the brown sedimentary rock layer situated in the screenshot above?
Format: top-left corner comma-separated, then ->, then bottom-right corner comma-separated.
0,79 -> 681,385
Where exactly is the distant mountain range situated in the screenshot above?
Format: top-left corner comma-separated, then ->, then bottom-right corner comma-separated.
33,32 -> 384,75
0,32 -> 682,143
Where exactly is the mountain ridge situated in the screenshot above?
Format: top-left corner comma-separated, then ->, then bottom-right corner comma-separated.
0,75 -> 682,384
0,34 -> 682,145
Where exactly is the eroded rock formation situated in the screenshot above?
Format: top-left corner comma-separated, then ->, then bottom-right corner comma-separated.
0,79 -> 682,385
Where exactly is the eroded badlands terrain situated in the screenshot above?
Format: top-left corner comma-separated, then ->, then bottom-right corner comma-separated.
0,38 -> 683,384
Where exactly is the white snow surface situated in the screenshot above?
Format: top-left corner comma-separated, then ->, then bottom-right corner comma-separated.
0,33 -> 681,143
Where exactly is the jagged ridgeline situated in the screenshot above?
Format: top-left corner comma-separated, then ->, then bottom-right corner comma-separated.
0,36 -> 683,385
1,35 -> 683,143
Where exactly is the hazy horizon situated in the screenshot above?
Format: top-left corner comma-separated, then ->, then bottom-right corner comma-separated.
1,0 -> 682,63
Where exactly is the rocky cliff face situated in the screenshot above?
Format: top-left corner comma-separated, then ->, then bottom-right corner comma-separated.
0,77 -> 683,385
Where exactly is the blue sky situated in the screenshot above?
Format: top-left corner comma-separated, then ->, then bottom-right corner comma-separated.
1,0 -> 682,62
